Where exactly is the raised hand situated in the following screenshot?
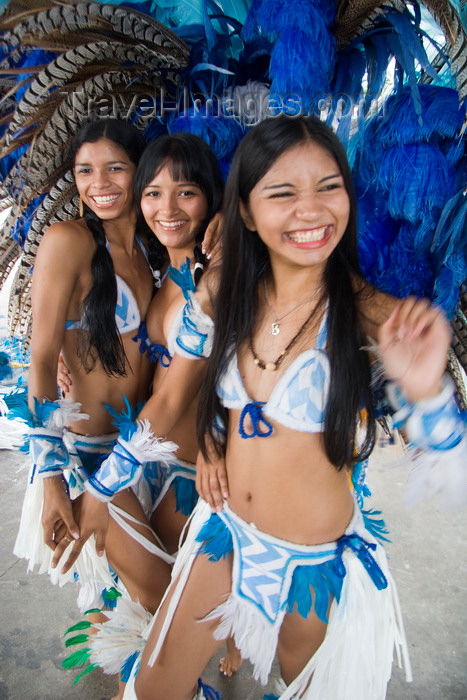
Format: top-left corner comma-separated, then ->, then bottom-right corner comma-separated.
378,297 -> 451,402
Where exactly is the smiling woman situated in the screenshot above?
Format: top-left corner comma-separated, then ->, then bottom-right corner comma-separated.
74,140 -> 137,219
239,140 -> 351,272
140,170 -> 208,259
14,119 -> 158,634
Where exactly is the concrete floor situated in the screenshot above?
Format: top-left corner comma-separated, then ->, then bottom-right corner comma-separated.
1,441 -> 466,700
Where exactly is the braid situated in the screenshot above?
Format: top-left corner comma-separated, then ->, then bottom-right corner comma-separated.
77,206 -> 127,376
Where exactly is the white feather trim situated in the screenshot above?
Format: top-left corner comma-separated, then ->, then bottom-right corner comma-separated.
124,419 -> 177,466
14,465 -> 118,607
404,439 -> 467,510
278,548 -> 411,700
44,399 -> 89,430
204,594 -> 279,685
0,414 -> 28,448
90,598 -> 152,676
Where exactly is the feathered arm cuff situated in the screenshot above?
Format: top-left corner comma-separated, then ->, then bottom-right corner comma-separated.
386,375 -> 464,451
30,398 -> 89,479
386,375 -> 467,509
85,420 -> 177,502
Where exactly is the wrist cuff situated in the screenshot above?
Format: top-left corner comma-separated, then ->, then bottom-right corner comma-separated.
386,375 -> 465,451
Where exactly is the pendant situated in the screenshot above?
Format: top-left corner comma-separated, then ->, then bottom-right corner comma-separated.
265,361 -> 277,371
270,321 -> 280,336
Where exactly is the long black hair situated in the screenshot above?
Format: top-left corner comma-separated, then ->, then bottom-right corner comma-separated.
70,119 -> 146,376
198,114 -> 376,470
134,132 -> 224,285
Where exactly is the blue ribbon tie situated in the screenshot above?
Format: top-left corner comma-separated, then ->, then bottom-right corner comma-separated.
335,533 -> 388,590
239,401 -> 273,439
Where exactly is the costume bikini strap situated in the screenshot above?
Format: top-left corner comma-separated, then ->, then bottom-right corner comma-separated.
175,295 -> 214,360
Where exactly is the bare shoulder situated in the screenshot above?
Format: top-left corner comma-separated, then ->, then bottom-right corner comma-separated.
354,278 -> 399,339
37,219 -> 94,265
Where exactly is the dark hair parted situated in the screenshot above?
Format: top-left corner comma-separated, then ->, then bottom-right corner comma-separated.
70,119 -> 146,376
134,132 -> 224,285
198,115 -> 376,470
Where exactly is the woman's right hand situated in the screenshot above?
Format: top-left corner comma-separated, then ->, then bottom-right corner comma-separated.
54,490 -> 109,574
196,449 -> 229,512
57,353 -> 72,398
202,211 -> 223,263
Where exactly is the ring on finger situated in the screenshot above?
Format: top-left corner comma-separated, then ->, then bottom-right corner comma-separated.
62,534 -> 73,543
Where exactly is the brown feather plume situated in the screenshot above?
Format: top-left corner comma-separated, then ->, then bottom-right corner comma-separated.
0,0 -> 189,339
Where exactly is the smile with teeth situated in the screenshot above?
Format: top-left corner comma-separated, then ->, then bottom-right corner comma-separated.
158,220 -> 188,229
91,194 -> 120,205
287,226 -> 329,243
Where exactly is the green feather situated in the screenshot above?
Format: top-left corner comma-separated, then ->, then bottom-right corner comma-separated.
103,587 -> 122,600
61,649 -> 91,669
64,634 -> 90,648
64,620 -> 93,635
84,607 -> 103,615
73,663 -> 100,685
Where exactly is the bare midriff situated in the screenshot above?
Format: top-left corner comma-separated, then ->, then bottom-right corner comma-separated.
61,330 -> 154,436
225,413 -> 354,546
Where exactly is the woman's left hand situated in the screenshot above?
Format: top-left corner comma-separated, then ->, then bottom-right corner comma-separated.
55,491 -> 109,574
378,297 -> 451,402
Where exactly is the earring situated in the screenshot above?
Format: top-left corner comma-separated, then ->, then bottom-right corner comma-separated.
79,196 -> 84,217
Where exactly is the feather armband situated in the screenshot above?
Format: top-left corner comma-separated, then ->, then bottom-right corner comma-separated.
175,296 -> 214,360
387,376 -> 467,509
30,399 -> 89,479
85,420 -> 177,502
386,375 -> 465,451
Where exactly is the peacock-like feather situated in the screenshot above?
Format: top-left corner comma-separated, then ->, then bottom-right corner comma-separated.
0,0 -> 190,338
336,0 -> 467,108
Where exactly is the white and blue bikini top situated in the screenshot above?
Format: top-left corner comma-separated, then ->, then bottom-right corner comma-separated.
65,237 -> 151,335
133,257 -> 200,365
217,310 -> 330,438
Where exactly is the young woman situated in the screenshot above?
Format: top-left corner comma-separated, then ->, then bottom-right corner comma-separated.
58,133 -> 241,683
66,132 -> 224,607
114,115 -> 463,700
14,119 -> 158,608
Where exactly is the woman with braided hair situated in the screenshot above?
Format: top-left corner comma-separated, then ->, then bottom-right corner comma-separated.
16,121 -> 232,699
58,132 -> 243,686
14,119 -> 163,605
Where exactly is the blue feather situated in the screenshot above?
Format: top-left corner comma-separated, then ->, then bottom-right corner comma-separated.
169,109 -> 244,165
196,679 -> 221,700
103,397 -> 138,440
379,144 -> 452,224
120,652 -> 139,683
0,351 -> 13,380
195,513 -> 233,561
173,475 -> 198,516
433,265 -> 463,319
240,0 -> 263,43
269,26 -> 335,98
